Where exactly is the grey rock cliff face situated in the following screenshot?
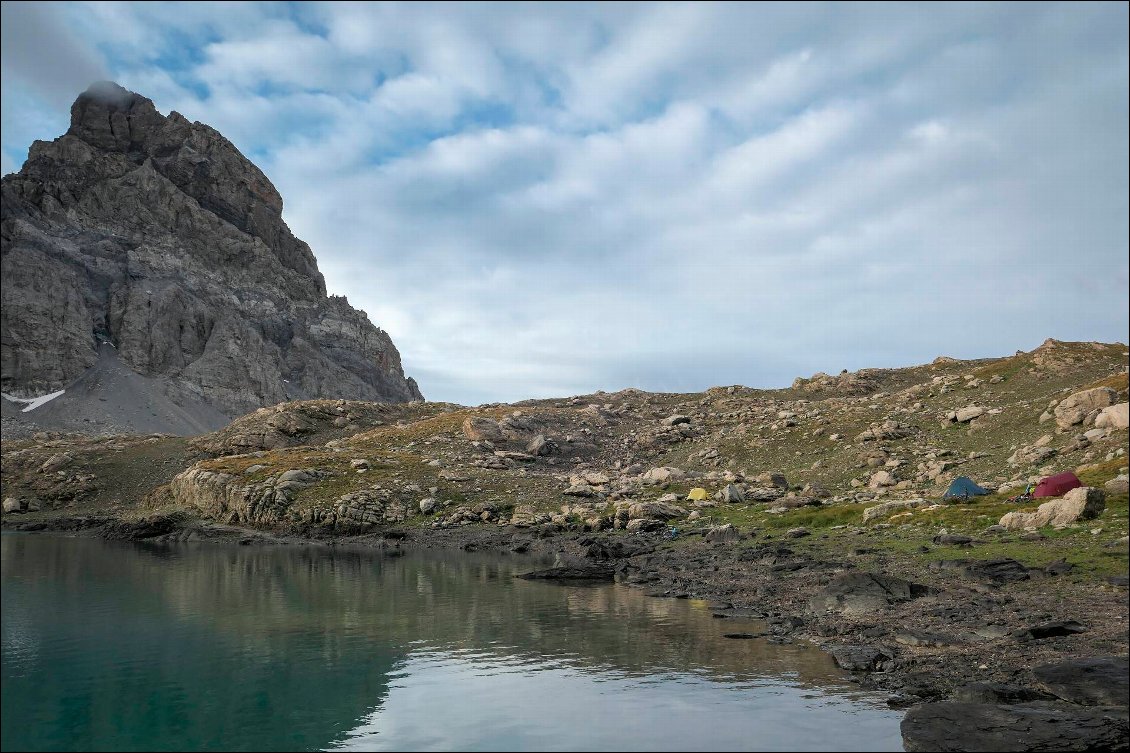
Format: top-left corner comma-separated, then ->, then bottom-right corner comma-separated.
1,81 -> 422,417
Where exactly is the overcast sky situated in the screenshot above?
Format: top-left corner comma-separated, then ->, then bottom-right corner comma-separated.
2,2 -> 1127,404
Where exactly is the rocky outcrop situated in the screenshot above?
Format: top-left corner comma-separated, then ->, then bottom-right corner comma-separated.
2,82 -> 421,423
1054,387 -> 1118,429
166,465 -> 411,527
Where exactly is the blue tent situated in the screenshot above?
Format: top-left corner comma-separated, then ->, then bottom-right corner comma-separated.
943,476 -> 989,499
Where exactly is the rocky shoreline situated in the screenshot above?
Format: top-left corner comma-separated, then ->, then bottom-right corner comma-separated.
5,511 -> 1127,751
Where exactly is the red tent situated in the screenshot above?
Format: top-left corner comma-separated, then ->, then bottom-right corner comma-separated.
1033,471 -> 1083,498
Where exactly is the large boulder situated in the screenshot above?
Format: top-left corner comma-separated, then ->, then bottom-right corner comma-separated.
1054,387 -> 1118,429
999,487 -> 1106,531
756,472 -> 789,489
627,501 -> 686,520
526,434 -> 560,456
463,416 -> 504,443
1105,475 -> 1130,495
704,523 -> 741,543
954,406 -> 986,423
640,467 -> 686,485
720,484 -> 745,503
868,470 -> 897,489
1095,403 -> 1129,430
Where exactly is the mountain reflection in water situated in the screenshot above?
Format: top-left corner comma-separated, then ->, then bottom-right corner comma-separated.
1,534 -> 903,752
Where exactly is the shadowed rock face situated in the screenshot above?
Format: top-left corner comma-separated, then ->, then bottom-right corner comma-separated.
1,81 -> 422,418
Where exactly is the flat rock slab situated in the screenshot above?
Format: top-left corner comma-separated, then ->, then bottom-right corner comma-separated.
1012,621 -> 1087,641
579,537 -> 652,560
933,534 -> 975,546
929,558 -> 1031,585
829,644 -> 896,672
895,630 -> 963,647
711,609 -> 766,620
1033,656 -> 1130,707
1044,560 -> 1075,576
901,701 -> 1129,752
808,572 -> 933,615
100,515 -> 184,540
952,683 -> 1054,705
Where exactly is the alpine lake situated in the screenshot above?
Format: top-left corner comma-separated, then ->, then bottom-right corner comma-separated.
1,533 -> 904,751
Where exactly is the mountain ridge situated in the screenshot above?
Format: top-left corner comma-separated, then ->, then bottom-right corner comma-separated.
1,81 -> 421,435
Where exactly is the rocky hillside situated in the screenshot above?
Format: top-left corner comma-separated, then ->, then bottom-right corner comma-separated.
1,81 -> 421,435
3,338 -> 1126,538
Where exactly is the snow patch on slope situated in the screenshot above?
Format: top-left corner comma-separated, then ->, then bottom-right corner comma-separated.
2,390 -> 67,412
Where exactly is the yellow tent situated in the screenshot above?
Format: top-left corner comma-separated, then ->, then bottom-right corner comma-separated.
686,487 -> 709,501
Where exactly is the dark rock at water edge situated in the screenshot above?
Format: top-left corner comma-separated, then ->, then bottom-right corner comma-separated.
829,644 -> 896,672
1033,657 -> 1130,707
516,564 -> 616,581
901,702 -> 1129,752
952,683 -> 1055,705
100,514 -> 186,540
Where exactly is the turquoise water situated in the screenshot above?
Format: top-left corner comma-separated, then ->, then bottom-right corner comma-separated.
1,533 -> 904,751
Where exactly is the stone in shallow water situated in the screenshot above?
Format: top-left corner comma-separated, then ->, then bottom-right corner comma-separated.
829,645 -> 895,672
514,564 -> 615,581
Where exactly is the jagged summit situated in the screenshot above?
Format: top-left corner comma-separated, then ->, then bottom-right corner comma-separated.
1,82 -> 421,435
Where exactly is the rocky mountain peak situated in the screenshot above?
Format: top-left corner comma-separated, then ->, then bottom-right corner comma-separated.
68,81 -> 164,150
2,82 -> 422,434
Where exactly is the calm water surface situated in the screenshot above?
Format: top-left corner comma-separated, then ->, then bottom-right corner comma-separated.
1,533 -> 904,751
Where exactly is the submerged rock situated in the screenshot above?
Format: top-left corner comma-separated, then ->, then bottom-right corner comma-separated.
515,564 -> 615,581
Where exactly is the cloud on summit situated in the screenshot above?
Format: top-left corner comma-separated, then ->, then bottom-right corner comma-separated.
1,1 -> 1127,404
